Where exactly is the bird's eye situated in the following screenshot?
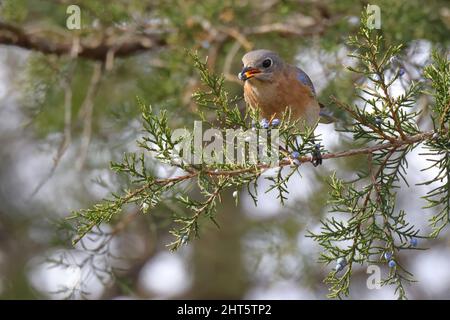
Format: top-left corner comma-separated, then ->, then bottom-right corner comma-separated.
262,58 -> 272,68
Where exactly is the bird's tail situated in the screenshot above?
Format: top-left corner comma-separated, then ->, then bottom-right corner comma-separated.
319,102 -> 338,124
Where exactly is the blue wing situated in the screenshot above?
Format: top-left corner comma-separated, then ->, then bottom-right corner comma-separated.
295,67 -> 336,123
295,67 -> 316,96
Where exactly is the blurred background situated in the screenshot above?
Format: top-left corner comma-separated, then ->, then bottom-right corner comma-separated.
0,0 -> 449,299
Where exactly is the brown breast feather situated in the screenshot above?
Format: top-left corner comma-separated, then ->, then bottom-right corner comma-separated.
243,68 -> 320,126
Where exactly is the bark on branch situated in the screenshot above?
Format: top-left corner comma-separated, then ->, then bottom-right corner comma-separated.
0,22 -> 167,60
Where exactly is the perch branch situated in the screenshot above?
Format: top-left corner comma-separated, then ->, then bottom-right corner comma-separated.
119,130 -> 436,202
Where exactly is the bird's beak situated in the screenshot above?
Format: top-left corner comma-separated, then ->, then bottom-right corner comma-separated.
238,66 -> 261,81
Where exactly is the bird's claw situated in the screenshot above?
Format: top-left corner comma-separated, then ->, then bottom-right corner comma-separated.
311,143 -> 322,167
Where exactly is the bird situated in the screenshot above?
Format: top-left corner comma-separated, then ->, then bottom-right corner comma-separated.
238,49 -> 333,166
238,49 -> 333,128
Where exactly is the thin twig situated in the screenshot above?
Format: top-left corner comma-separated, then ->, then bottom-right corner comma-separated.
30,37 -> 80,198
332,96 -> 397,143
122,130 -> 435,199
76,62 -> 103,170
223,40 -> 242,84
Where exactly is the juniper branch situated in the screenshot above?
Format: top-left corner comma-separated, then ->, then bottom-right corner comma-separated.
67,8 -> 450,300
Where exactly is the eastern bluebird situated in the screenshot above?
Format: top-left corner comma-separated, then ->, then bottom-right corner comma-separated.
238,49 -> 332,128
238,49 -> 332,166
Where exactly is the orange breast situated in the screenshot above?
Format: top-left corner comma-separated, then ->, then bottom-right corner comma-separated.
243,69 -> 320,127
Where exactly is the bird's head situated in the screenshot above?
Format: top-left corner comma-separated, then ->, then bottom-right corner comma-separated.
238,49 -> 283,82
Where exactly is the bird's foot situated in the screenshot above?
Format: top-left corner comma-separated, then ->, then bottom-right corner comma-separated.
311,143 -> 323,167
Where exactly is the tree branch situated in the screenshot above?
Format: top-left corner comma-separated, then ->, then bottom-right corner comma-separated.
206,130 -> 435,177
0,15 -> 330,61
0,22 -> 167,60
128,130 -> 436,193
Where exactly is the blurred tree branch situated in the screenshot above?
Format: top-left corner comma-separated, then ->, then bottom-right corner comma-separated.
0,9 -> 330,62
0,21 -> 168,60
